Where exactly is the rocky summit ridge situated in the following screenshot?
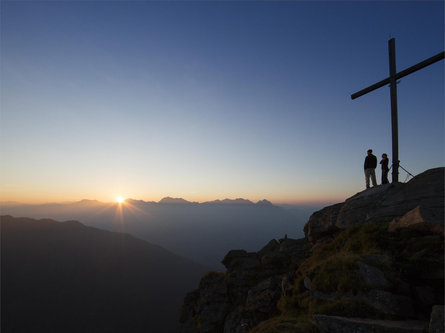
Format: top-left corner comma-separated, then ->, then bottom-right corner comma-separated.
179,167 -> 444,333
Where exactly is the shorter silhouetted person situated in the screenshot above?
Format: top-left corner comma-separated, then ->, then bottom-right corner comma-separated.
380,153 -> 389,184
364,149 -> 377,188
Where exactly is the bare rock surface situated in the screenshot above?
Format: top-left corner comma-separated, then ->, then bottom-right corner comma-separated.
180,272 -> 230,333
429,305 -> 445,333
313,315 -> 428,333
389,205 -> 444,234
305,168 -> 444,243
356,261 -> 390,289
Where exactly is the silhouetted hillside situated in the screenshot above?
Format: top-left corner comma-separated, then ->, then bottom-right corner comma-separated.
1,215 -> 208,333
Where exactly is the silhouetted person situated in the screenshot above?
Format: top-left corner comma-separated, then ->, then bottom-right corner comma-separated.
380,153 -> 389,184
364,149 -> 377,188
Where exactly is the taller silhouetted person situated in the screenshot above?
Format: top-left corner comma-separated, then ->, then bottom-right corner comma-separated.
364,149 -> 377,189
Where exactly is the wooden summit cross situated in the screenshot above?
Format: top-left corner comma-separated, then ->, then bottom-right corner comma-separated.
351,38 -> 444,183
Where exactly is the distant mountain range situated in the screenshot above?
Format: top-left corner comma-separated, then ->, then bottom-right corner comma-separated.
1,197 -> 274,207
1,198 -> 317,269
1,215 -> 208,333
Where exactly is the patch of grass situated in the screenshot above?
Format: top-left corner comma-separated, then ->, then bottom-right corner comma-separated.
299,223 -> 388,277
310,254 -> 364,293
277,288 -> 311,313
331,223 -> 386,255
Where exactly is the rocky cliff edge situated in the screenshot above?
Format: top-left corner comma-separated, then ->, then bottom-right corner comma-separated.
180,167 -> 444,333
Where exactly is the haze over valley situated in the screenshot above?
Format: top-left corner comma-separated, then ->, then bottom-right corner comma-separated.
2,198 -> 316,269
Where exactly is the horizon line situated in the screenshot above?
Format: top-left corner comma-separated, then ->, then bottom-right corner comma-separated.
0,196 -> 337,207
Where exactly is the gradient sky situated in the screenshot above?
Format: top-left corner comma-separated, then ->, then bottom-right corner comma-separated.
1,1 -> 444,204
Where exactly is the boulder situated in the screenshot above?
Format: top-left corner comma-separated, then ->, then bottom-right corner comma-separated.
304,203 -> 342,243
356,261 -> 390,289
222,250 -> 260,272
304,276 -> 312,291
388,205 -> 444,234
313,315 -> 428,333
429,305 -> 444,333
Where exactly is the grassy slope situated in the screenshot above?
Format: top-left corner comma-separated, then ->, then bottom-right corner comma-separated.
250,222 -> 444,333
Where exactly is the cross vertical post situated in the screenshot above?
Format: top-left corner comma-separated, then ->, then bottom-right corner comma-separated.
388,38 -> 399,183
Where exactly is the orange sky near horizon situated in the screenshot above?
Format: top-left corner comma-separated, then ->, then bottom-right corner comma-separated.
0,187 -> 347,206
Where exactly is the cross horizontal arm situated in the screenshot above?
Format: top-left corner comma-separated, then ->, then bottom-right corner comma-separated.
351,51 -> 445,100
351,77 -> 390,100
395,51 -> 444,82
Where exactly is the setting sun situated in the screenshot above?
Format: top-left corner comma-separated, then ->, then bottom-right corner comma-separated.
116,196 -> 125,204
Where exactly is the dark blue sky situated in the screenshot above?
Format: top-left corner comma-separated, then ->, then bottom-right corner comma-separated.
1,1 -> 443,204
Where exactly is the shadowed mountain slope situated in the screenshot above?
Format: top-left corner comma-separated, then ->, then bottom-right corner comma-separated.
1,215 -> 208,333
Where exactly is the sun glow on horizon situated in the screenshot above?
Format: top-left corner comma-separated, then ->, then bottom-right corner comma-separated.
116,196 -> 125,204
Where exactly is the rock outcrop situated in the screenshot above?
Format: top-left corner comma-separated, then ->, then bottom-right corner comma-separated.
180,168 -> 444,333
304,168 -> 444,243
180,238 -> 310,333
429,305 -> 445,333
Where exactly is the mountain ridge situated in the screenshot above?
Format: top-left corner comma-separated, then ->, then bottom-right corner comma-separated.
1,215 -> 209,333
1,197 -> 277,206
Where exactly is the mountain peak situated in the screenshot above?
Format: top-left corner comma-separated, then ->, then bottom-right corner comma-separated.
204,198 -> 254,205
126,199 -> 156,205
256,199 -> 273,206
74,199 -> 101,206
158,197 -> 192,204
